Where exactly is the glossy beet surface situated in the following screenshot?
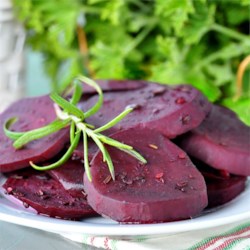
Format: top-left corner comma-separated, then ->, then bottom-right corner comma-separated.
0,95 -> 69,173
3,168 -> 97,219
84,127 -> 208,223
179,105 -> 250,176
79,83 -> 212,138
48,159 -> 86,197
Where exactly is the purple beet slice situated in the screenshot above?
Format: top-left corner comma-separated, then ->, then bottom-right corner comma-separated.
2,168 -> 97,219
84,127 -> 208,223
48,159 -> 87,197
71,140 -> 98,161
192,159 -> 247,208
81,79 -> 146,95
0,95 -> 69,173
79,83 -> 212,138
178,105 -> 250,176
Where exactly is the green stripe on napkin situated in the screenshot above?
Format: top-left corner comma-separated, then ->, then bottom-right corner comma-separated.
188,222 -> 250,250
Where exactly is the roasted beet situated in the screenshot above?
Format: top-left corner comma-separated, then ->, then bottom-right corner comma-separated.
2,168 -> 97,219
0,96 -> 69,173
192,159 -> 247,208
79,83 -> 211,138
84,127 -> 208,223
178,105 -> 250,176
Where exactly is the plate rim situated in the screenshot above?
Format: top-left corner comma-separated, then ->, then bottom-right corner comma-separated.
0,178 -> 250,237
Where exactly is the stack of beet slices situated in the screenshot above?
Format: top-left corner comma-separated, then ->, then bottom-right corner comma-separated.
0,80 -> 249,223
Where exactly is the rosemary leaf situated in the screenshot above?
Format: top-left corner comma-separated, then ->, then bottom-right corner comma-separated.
88,132 -> 108,163
94,107 -> 133,133
119,148 -> 147,164
30,131 -> 81,171
70,122 -> 76,144
83,130 -> 92,181
13,119 -> 71,149
97,134 -> 133,150
77,76 -> 103,118
70,81 -> 83,105
102,147 -> 115,180
4,117 -> 26,140
50,92 -> 85,120
85,123 -> 95,129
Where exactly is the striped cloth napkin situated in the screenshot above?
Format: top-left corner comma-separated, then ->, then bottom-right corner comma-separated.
62,220 -> 250,250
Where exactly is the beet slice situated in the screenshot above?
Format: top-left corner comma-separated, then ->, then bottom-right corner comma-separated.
178,105 -> 250,176
2,168 -> 97,219
48,159 -> 86,197
79,83 -> 211,138
81,79 -> 146,95
84,127 -> 208,223
192,158 -> 247,208
71,140 -> 98,161
0,95 -> 69,173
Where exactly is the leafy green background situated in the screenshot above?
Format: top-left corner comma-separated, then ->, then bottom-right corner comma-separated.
13,0 -> 250,124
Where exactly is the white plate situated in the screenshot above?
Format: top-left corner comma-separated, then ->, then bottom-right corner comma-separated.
0,175 -> 250,240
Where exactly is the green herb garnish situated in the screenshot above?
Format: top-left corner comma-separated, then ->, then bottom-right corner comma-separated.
4,76 -> 147,181
12,1 -> 250,125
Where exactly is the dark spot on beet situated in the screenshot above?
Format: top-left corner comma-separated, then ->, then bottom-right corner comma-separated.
181,114 -> 191,125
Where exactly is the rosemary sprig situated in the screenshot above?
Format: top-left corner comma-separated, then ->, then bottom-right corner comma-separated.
4,76 -> 147,181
